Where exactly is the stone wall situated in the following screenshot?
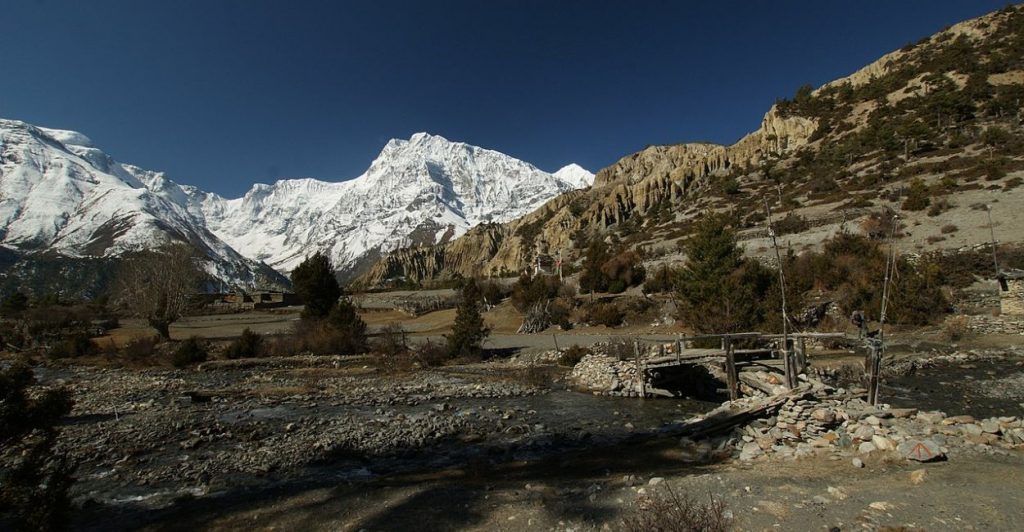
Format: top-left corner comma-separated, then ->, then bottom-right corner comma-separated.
1001,279 -> 1024,316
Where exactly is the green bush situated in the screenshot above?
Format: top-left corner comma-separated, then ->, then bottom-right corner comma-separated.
224,328 -> 263,359
172,336 -> 209,368
901,178 -> 931,211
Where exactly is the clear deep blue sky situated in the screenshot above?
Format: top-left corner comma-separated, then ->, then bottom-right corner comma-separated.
0,1 -> 1012,196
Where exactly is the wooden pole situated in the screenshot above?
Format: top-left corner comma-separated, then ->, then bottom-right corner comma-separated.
796,337 -> 807,374
867,343 -> 881,405
674,334 -> 682,364
763,197 -> 791,384
634,340 -> 646,399
724,335 -> 738,401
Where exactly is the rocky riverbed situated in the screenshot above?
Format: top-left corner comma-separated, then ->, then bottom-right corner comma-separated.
17,344 -> 1024,529
37,355 -> 716,515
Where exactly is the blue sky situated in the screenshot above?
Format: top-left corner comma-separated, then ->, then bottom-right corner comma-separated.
0,0 -> 1012,197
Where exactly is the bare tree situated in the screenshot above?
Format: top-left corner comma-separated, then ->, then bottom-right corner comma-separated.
114,243 -> 202,339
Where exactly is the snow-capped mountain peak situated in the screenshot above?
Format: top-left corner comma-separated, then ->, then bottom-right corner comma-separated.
553,163 -> 595,188
1,121 -> 591,287
196,132 -> 593,276
0,118 -> 286,290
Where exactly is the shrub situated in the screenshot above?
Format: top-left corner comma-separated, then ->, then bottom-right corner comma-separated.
927,198 -> 952,217
414,339 -> 451,367
643,264 -> 678,294
122,335 -> 160,362
479,281 -> 506,306
0,292 -> 28,318
942,315 -> 971,342
621,485 -> 731,532
373,323 -> 412,373
548,297 -> 574,330
172,336 -> 209,368
0,364 -> 75,531
860,209 -> 902,240
510,274 -> 564,312
224,328 -> 263,359
579,239 -> 646,294
558,345 -> 591,367
605,338 -> 635,360
48,333 -> 95,359
675,214 -> 775,335
901,178 -> 931,211
940,224 -> 959,234
585,301 -> 624,328
773,213 -> 810,236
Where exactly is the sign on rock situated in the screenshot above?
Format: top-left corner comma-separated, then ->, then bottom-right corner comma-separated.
897,439 -> 944,462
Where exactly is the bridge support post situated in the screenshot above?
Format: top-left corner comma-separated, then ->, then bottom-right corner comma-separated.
724,335 -> 738,401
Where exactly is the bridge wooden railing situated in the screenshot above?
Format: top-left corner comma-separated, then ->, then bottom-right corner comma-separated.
623,332 -> 854,402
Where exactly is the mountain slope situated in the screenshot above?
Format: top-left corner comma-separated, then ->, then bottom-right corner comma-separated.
357,4 -> 1024,287
192,133 -> 594,276
0,119 -> 288,294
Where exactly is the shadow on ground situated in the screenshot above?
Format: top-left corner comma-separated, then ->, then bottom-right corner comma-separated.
75,432 -> 726,531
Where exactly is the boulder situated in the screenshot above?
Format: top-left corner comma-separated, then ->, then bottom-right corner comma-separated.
897,439 -> 945,462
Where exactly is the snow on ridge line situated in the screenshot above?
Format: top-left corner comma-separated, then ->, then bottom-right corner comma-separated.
195,132 -> 594,274
1,119 -> 593,278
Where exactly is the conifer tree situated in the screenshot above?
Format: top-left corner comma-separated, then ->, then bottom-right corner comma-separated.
446,279 -> 490,358
291,251 -> 341,319
675,214 -> 772,335
327,298 -> 368,355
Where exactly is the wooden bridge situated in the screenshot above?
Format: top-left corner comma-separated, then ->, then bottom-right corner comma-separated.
624,331 -> 882,404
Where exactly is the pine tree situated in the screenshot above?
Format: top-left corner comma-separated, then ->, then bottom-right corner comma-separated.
446,279 -> 490,358
675,214 -> 771,335
579,238 -> 611,293
291,251 -> 341,319
327,298 -> 368,355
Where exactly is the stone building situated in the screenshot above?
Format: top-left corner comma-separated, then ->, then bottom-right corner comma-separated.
997,270 -> 1024,316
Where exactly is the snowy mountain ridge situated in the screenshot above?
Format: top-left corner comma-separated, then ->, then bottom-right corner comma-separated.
189,131 -> 593,275
0,118 -> 592,288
